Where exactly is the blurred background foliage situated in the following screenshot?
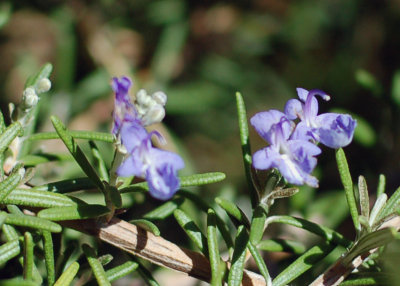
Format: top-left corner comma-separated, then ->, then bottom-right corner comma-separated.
1,0 -> 400,283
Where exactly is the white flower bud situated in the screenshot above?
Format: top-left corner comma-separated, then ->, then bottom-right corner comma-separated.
22,87 -> 39,108
152,91 -> 167,106
136,89 -> 152,107
141,104 -> 165,126
36,78 -> 52,93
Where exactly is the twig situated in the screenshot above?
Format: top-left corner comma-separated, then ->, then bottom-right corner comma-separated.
62,217 -> 267,286
309,216 -> 400,286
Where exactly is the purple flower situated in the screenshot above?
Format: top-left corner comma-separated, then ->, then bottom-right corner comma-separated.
111,76 -> 137,135
251,110 -> 321,187
284,88 -> 357,149
111,76 -> 184,200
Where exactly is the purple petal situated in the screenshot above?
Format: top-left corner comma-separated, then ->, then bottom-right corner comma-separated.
284,99 -> 303,120
149,148 -> 185,170
288,140 -> 321,173
250,110 -> 294,143
315,113 -> 357,148
252,147 -> 278,170
116,152 -> 144,177
120,120 -> 149,153
296,88 -> 309,101
290,121 -> 315,142
146,165 -> 180,200
112,77 -> 132,103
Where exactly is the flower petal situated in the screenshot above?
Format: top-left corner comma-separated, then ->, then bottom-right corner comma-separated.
112,77 -> 132,103
250,110 -> 294,143
252,147 -> 278,170
315,113 -> 357,148
146,165 -> 180,200
116,153 -> 144,177
284,99 -> 303,120
120,120 -> 149,153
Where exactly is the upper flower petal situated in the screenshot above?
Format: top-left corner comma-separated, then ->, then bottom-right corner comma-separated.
315,113 -> 357,148
250,110 -> 294,143
112,76 -> 132,104
284,99 -> 303,120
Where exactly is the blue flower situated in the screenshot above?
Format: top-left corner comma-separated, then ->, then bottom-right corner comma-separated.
251,110 -> 321,187
284,88 -> 357,149
111,76 -> 184,200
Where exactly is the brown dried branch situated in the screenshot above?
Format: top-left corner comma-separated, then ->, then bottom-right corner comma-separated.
62,217 -> 267,286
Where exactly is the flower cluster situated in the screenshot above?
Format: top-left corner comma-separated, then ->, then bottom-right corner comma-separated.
111,76 -> 184,200
251,88 -> 356,187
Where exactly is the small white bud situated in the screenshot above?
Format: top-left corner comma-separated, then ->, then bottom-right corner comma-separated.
136,89 -> 152,107
141,105 -> 165,126
152,91 -> 167,106
36,78 -> 52,94
22,87 -> 39,108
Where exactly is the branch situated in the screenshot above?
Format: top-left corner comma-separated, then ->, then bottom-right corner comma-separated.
62,217 -> 267,286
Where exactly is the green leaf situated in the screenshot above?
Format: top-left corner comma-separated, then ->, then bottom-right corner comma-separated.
50,116 -> 104,191
98,254 -> 113,266
336,148 -> 360,232
105,261 -> 139,282
0,2 -> 11,29
0,279 -> 39,286
249,204 -> 268,245
0,239 -> 20,264
0,211 -> 7,228
215,197 -> 250,228
258,239 -> 305,254
33,177 -> 95,193
272,242 -> 335,286
173,209 -> 208,255
0,167 -> 25,202
89,141 -> 109,182
369,193 -> 387,227
355,69 -> 382,97
135,259 -> 160,286
20,153 -> 73,166
247,242 -> 271,285
54,262 -> 79,286
120,172 -> 226,193
0,122 -> 22,155
143,197 -> 184,220
377,174 -> 386,197
180,172 -> 226,187
28,131 -> 114,143
2,188 -> 77,208
358,176 -> 370,219
235,92 -> 257,208
266,215 -> 352,248
25,63 -> 53,89
207,209 -> 221,286
378,186 -> 400,221
2,224 -> 19,241
38,205 -> 109,221
107,185 -> 122,208
343,228 -> 398,265
179,190 -> 234,251
23,232 -> 34,281
340,276 -> 382,285
4,212 -> 62,232
43,231 -> 55,286
129,219 -> 160,236
228,225 -> 248,286
82,244 -> 111,286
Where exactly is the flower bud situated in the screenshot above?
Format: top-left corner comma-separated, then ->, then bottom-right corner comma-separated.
22,87 -> 39,108
36,78 -> 52,94
152,91 -> 167,106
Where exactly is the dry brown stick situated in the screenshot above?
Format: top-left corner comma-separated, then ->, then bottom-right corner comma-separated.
309,216 -> 400,286
63,217 -> 267,286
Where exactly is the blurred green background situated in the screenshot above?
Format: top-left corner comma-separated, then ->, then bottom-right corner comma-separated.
1,0 -> 400,283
